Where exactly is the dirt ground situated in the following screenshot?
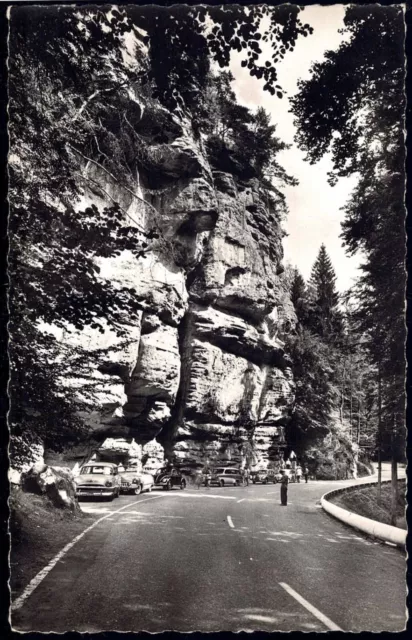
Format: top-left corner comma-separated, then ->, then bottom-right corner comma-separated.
332,480 -> 406,530
9,486 -> 95,599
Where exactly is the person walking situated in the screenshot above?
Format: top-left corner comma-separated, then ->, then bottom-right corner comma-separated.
303,465 -> 309,483
280,470 -> 289,506
245,468 -> 250,486
296,464 -> 302,483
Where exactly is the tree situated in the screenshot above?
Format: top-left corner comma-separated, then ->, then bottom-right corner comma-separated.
308,244 -> 343,342
286,328 -> 335,453
291,5 -> 405,520
8,7 -> 157,464
129,4 -> 313,113
290,268 -> 309,325
203,72 -> 296,191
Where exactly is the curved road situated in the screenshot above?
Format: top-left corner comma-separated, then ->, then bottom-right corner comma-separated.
12,467 -> 406,633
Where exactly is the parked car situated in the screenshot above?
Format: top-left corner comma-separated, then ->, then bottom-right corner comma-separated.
120,468 -> 154,495
251,469 -> 283,484
210,467 -> 244,487
251,470 -> 271,484
74,462 -> 121,500
154,467 -> 186,490
272,470 -> 283,483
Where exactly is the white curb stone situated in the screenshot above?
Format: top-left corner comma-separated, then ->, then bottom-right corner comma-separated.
321,480 -> 406,548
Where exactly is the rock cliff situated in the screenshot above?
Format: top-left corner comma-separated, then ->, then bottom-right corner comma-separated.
66,98 -> 296,470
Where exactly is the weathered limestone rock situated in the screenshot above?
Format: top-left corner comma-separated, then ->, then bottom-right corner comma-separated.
49,92 -> 296,469
191,303 -> 286,366
185,340 -> 262,424
122,323 -> 181,439
21,465 -> 80,512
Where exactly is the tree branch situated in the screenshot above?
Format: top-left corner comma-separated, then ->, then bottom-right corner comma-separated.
67,143 -> 159,219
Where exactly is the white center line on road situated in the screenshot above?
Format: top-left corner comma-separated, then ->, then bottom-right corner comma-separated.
237,498 -> 246,503
227,515 -> 235,528
11,494 -> 165,612
279,582 -> 343,631
173,493 -> 237,500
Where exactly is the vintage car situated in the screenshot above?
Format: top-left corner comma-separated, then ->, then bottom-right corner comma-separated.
74,462 -> 121,500
273,470 -> 283,483
120,468 -> 154,495
210,467 -> 244,487
251,469 -> 283,484
251,469 -> 271,484
154,467 -> 186,490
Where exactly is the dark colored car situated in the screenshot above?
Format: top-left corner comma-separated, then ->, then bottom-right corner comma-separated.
251,470 -> 270,484
154,467 -> 186,490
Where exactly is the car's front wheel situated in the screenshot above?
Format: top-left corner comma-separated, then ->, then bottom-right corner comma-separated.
134,484 -> 142,495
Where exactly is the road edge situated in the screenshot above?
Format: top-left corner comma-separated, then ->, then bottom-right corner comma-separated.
320,479 -> 407,548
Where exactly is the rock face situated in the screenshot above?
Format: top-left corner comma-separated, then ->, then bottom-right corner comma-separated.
65,97 -> 296,470
21,464 -> 81,512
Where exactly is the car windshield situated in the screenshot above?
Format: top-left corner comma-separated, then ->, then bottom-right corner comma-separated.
80,466 -> 112,475
214,469 -> 224,474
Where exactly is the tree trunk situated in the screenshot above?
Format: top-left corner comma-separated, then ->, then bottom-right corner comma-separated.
340,360 -> 346,424
377,363 -> 382,506
390,456 -> 398,527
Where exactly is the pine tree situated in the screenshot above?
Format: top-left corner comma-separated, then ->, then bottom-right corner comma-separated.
290,268 -> 306,306
290,268 -> 309,325
286,328 -> 335,453
308,244 -> 343,342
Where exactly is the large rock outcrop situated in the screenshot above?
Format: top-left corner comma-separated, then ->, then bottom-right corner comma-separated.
58,97 -> 296,469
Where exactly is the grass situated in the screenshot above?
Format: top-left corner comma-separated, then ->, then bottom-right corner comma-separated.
331,480 -> 406,530
9,486 -> 95,599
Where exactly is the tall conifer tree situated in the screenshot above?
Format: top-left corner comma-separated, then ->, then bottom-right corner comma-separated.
308,244 -> 343,341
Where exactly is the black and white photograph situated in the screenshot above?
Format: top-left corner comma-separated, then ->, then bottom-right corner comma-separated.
7,2 -> 407,633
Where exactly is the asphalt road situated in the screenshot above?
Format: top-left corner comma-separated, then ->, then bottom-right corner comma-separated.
12,466 -> 406,633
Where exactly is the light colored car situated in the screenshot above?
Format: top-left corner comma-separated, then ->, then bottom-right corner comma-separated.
74,462 -> 121,500
120,468 -> 154,495
210,467 -> 244,487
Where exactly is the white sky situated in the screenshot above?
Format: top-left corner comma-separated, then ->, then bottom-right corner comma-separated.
228,5 -> 362,292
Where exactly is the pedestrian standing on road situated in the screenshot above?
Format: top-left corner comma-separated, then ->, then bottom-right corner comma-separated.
195,470 -> 202,490
204,467 -> 211,488
245,468 -> 250,486
280,470 -> 288,506
296,465 -> 302,483
303,465 -> 309,483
